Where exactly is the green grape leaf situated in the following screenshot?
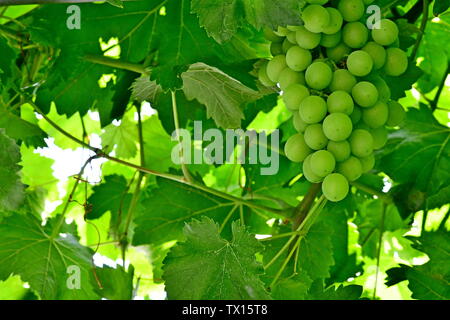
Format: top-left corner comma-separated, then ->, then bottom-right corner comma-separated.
0,214 -> 100,299
0,36 -> 17,83
0,129 -> 24,211
433,1 -> 450,17
94,265 -> 134,300
383,62 -> 422,99
106,0 -> 124,8
181,62 -> 260,129
305,280 -> 363,300
380,105 -> 450,211
271,271 -> 313,300
162,217 -> 271,299
87,174 -> 132,221
133,178 -> 236,246
101,117 -> 138,159
131,75 -> 162,104
406,231 -> 450,300
191,0 -> 302,43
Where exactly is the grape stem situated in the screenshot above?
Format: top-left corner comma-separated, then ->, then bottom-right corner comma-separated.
292,183 -> 321,230
430,65 -> 450,111
411,0 -> 430,61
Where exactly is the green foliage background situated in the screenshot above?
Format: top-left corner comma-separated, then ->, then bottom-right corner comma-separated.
0,0 -> 449,300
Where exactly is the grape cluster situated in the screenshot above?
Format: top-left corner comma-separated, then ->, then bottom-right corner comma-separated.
258,0 -> 407,202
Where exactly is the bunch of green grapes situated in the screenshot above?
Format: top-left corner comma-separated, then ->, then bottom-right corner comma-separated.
258,0 -> 407,202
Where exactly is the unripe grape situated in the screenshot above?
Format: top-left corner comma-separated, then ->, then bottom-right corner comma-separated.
386,100 -> 406,127
322,173 -> 349,202
350,105 -> 362,124
270,42 -> 283,56
266,55 -> 287,82
274,26 -> 290,36
347,50 -> 373,77
303,154 -> 324,183
287,25 -> 304,31
360,154 -> 375,172
329,69 -> 357,93
352,81 -> 379,107
383,48 -> 408,76
338,0 -> 365,22
362,101 -> 389,128
326,43 -> 351,62
342,22 -> 369,49
372,19 -> 399,46
293,112 -> 308,132
323,7 -> 343,34
337,156 -> 362,181
327,140 -> 351,162
302,5 -> 330,33
283,83 -> 310,111
349,129 -> 373,157
295,26 -> 322,49
284,133 -> 313,162
310,150 -> 336,177
299,96 -> 328,124
264,28 -> 283,42
305,62 -> 332,90
282,38 -> 295,53
286,46 -> 312,72
320,31 -> 342,48
327,91 -> 354,114
304,124 -> 329,150
323,113 -> 353,141
258,62 -> 276,87
279,68 -> 305,90
371,126 -> 388,149
286,31 -> 297,44
362,42 -> 386,70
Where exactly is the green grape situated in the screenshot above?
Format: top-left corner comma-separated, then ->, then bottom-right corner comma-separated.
304,124 -> 329,150
349,129 -> 373,157
362,42 -> 386,70
284,133 -> 313,162
286,46 -> 313,72
326,43 -> 351,62
302,4 -> 330,33
360,154 -> 375,172
383,48 -> 408,76
327,90 -> 354,114
310,150 -> 336,177
282,38 -> 295,53
264,28 -> 284,42
342,22 -> 369,49
282,83 -> 310,111
270,42 -> 284,56
327,140 -> 351,162
287,25 -> 304,31
352,81 -> 379,107
329,69 -> 357,93
323,7 -> 343,35
306,0 -> 329,4
266,55 -> 287,82
320,31 -> 342,48
274,26 -> 290,36
286,31 -> 297,44
303,154 -> 324,183
369,75 -> 391,102
279,68 -> 305,90
362,100 -> 388,128
323,113 -> 353,141
299,96 -> 328,124
347,50 -> 373,77
305,62 -> 332,90
386,100 -> 406,127
337,156 -> 362,181
349,105 -> 362,124
322,173 -> 349,202
338,0 -> 365,22
371,126 -> 388,149
258,62 -> 276,87
372,19 -> 399,46
295,26 -> 322,49
293,112 -> 308,132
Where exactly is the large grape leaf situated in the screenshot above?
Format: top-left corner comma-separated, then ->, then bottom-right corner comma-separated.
133,178 -> 236,246
191,0 -> 302,43
0,36 -> 16,83
0,129 -> 24,211
305,281 -> 363,300
94,265 -> 134,300
406,231 -> 450,300
380,105 -> 450,211
101,117 -> 138,159
162,218 -> 271,299
0,214 -> 100,300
